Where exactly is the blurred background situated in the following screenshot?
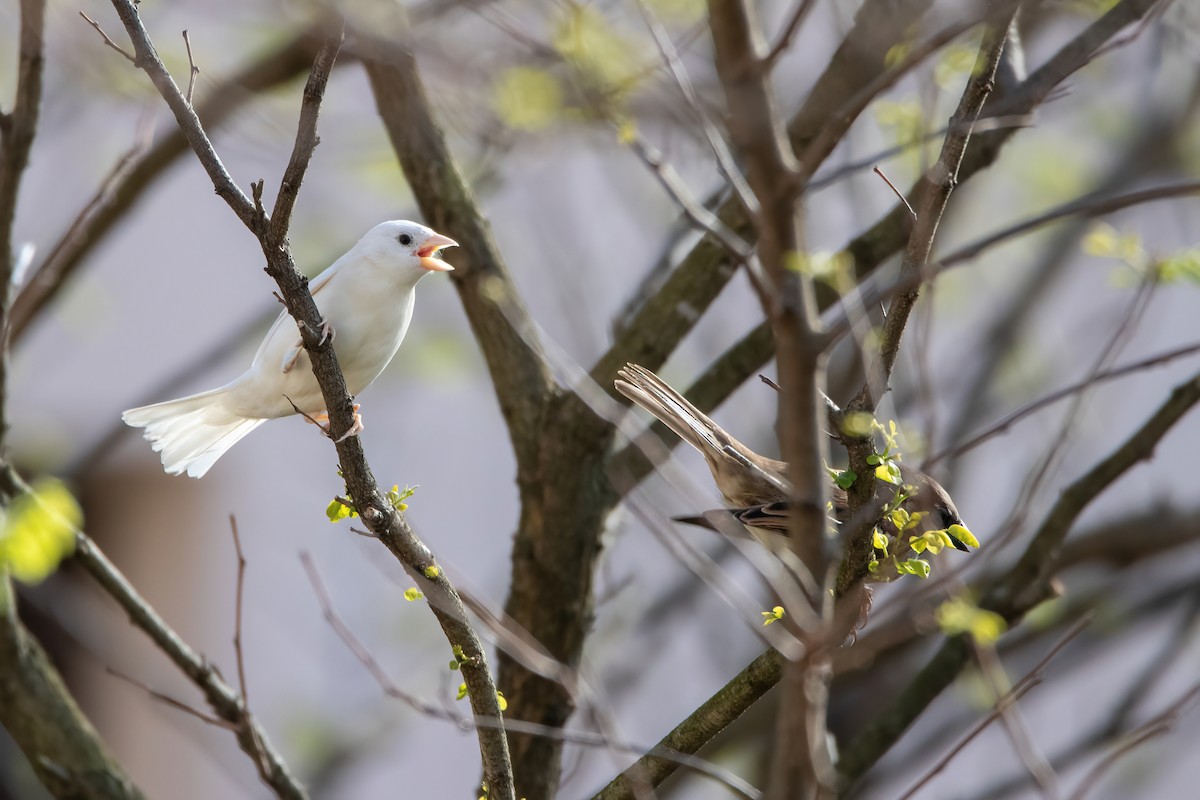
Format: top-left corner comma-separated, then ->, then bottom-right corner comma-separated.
3,0 -> 1200,798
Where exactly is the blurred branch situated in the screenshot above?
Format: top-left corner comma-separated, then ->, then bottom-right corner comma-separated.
1067,684 -> 1199,800
0,575 -> 145,799
591,0 -> 938,392
0,0 -> 48,442
848,13 -> 1013,412
10,26 -> 330,343
764,0 -> 817,67
938,84 -> 1200,466
929,339 -> 1200,467
608,0 -> 1164,502
825,179 -> 1200,347
360,33 -> 555,469
964,592 -> 1200,800
591,648 -> 784,800
0,5 -> 144,797
99,3 -> 516,796
838,368 -> 1200,788
1,463 -> 301,798
302,554 -> 763,800
897,615 -> 1092,800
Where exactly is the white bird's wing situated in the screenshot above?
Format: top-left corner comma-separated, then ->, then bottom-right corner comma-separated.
251,265 -> 341,373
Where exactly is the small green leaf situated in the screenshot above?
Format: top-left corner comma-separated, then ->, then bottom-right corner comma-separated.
898,558 -> 930,578
456,683 -> 469,701
493,68 -> 564,131
876,461 -> 902,485
404,588 -> 424,601
495,691 -> 508,712
937,597 -> 1007,644
761,606 -> 785,626
834,470 -> 857,490
948,524 -> 979,548
423,565 -> 440,579
326,497 -> 357,522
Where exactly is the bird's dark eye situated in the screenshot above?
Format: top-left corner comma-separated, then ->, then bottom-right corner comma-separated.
398,233 -> 413,246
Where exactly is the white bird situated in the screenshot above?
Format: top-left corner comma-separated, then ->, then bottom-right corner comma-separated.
123,220 -> 457,478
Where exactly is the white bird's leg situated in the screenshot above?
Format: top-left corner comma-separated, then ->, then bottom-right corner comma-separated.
281,344 -> 301,374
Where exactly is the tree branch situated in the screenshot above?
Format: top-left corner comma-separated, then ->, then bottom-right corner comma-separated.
0,5 -> 144,796
592,0 -> 938,391
0,574 -> 145,799
708,0 -> 833,796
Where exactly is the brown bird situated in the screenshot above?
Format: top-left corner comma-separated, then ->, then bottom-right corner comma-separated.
614,363 -> 972,564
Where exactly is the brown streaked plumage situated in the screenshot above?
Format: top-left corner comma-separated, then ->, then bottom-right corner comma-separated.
614,363 -> 970,552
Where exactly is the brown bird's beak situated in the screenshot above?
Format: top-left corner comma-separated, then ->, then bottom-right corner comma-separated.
417,232 -> 458,272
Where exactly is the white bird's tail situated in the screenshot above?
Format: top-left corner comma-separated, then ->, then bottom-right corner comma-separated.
122,389 -> 264,478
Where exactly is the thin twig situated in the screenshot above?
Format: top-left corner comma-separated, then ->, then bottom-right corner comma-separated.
623,130 -> 753,261
630,0 -> 757,214
928,339 -> 1200,466
873,165 -> 915,220
228,516 -> 268,775
898,614 -> 1093,800
182,30 -> 199,105
300,553 -> 761,800
973,640 -> 1061,798
1067,684 -> 1200,800
763,0 -> 818,66
79,11 -> 135,63
106,668 -> 237,731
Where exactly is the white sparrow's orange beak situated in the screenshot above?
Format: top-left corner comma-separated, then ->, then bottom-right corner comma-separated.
417,232 -> 458,272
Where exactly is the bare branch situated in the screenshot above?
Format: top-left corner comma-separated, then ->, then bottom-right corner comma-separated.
106,669 -> 237,731
873,166 -> 915,221
79,11 -> 135,63
898,615 -> 1093,800
182,30 -> 199,105
849,11 -> 1015,412
1067,684 -> 1200,800
764,0 -> 818,67
929,339 -> 1200,466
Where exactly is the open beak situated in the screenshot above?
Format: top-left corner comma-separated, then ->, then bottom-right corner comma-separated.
417,232 -> 458,272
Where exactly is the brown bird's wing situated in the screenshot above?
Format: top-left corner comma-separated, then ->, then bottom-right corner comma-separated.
615,363 -> 787,507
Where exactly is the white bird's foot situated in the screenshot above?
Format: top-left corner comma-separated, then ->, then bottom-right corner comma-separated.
333,409 -> 364,444
306,404 -> 363,443
315,317 -> 335,347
